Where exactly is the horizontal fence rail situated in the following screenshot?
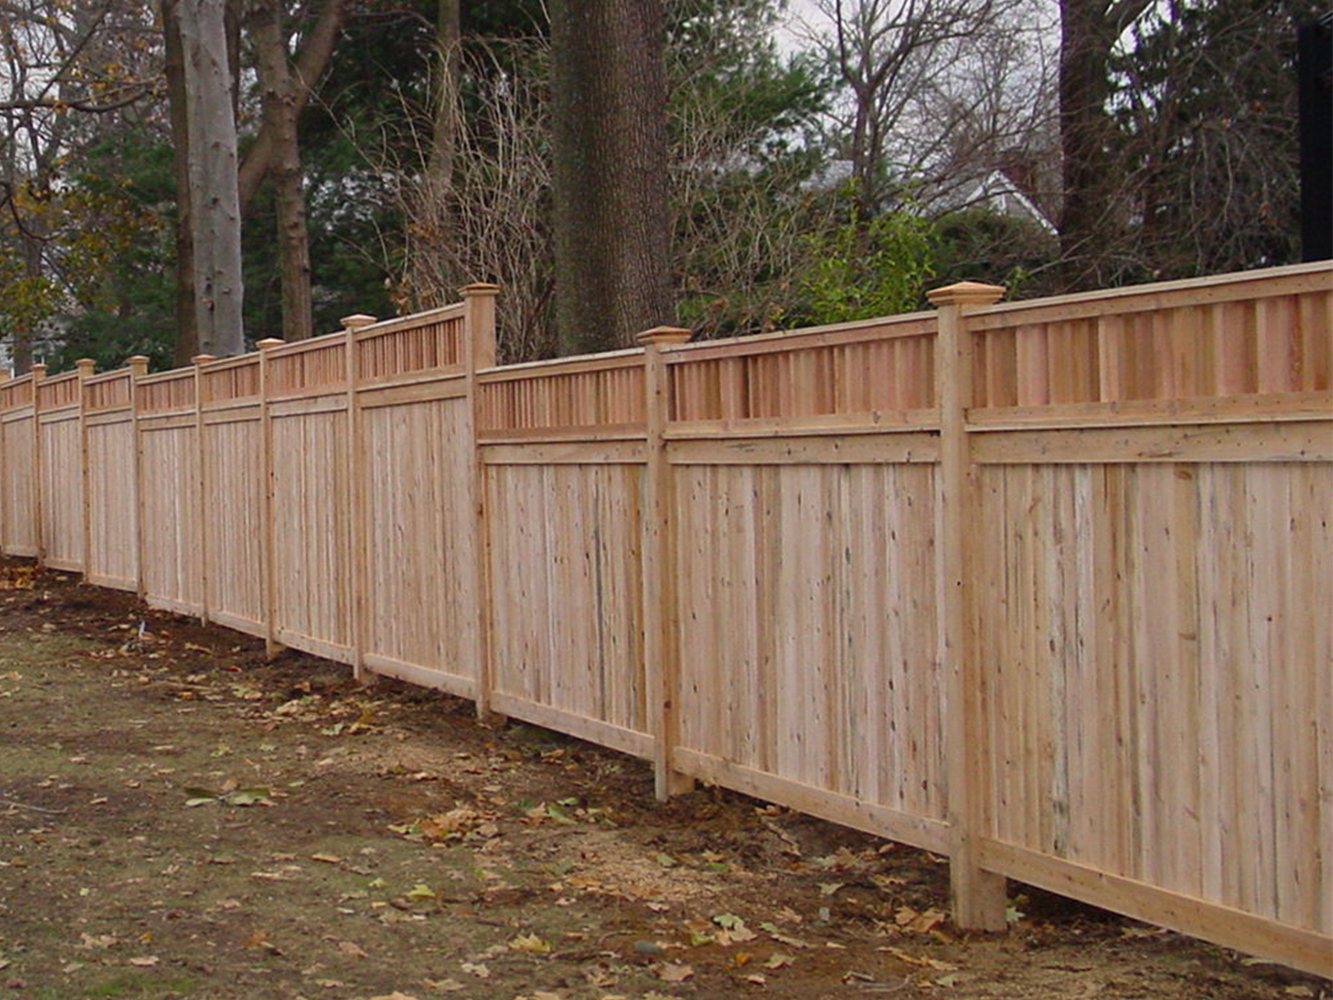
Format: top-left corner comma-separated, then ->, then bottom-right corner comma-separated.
1,264 -> 1329,977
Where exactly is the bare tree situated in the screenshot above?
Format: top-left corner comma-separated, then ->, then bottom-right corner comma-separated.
395,39 -> 556,362
802,0 -> 1046,219
0,0 -> 159,368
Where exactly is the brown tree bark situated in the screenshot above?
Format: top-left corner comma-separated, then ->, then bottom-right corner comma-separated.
1056,0 -> 1152,288
550,0 -> 673,355
163,0 -> 199,364
237,0 -> 345,216
252,0 -> 314,341
428,0 -> 461,188
178,0 -> 245,357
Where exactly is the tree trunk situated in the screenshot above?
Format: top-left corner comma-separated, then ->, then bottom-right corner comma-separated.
162,0 -> 199,364
253,0 -> 313,340
1056,0 -> 1152,288
237,0 -> 346,215
551,0 -> 673,355
428,0 -> 461,188
178,0 -> 245,356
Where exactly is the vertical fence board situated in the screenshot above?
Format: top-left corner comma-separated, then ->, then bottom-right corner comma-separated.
139,424 -> 202,614
271,408 -> 351,658
86,416 -> 138,589
203,417 -> 264,631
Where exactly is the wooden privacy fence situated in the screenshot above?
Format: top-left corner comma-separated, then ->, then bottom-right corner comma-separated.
1,262 -> 1329,976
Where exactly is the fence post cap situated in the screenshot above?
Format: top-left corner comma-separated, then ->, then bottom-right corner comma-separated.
126,355 -> 149,375
926,282 -> 1005,307
256,338 -> 285,350
636,326 -> 692,346
30,362 -> 47,378
341,314 -> 376,331
75,358 -> 96,374
460,282 -> 500,297
191,354 -> 217,366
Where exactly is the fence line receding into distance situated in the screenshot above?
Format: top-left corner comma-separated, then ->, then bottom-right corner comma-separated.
1,263 -> 1329,976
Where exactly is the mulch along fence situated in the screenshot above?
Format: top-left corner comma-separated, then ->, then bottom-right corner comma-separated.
1,262 -> 1329,976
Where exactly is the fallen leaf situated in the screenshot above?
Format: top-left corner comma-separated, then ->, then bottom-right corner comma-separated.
78,934 -> 117,950
366,994 -> 423,1000
894,906 -> 947,934
338,940 -> 369,959
656,963 -> 693,982
763,953 -> 793,969
509,933 -> 552,954
423,979 -> 464,992
460,962 -> 490,978
127,956 -> 159,967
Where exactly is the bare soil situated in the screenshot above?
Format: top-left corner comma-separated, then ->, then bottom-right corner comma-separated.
0,558 -> 1325,1000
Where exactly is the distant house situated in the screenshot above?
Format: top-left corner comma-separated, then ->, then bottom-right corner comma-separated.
957,168 -> 1058,235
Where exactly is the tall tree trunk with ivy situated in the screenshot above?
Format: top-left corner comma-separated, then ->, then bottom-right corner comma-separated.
550,0 -> 673,354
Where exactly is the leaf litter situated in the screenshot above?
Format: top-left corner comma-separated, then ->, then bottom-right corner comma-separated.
0,560 -> 1319,1000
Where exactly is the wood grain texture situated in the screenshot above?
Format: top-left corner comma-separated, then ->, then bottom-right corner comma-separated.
138,424 -> 201,613
672,461 -> 946,821
270,410 -> 350,654
38,413 -> 83,569
1,413 -> 35,555
485,461 -> 649,744
974,460 -> 1332,936
360,397 -> 477,693
203,417 -> 264,627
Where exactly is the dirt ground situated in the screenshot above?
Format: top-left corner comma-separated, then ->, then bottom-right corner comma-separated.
0,559 -> 1325,1000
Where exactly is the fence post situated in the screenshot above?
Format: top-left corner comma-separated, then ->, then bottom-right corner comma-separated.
341,315 -> 376,684
127,356 -> 149,598
460,283 -> 499,719
76,359 -> 95,579
192,355 -> 216,623
637,325 -> 693,801
928,280 -> 1006,931
257,338 -> 285,659
30,363 -> 46,568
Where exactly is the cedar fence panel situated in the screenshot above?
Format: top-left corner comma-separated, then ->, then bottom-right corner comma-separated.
0,265 -> 1327,977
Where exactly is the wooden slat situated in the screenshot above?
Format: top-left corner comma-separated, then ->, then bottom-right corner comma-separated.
979,840 -> 1332,978
971,421 -> 1331,464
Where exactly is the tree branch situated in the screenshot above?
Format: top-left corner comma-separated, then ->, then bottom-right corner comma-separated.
237,0 -> 346,213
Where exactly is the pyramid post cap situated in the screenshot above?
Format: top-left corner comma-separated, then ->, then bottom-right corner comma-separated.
341,314 -> 377,331
926,281 -> 1006,307
636,326 -> 692,346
